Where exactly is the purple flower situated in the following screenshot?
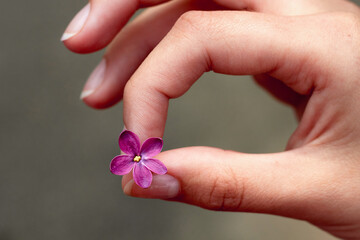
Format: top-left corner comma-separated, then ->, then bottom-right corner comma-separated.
110,130 -> 167,188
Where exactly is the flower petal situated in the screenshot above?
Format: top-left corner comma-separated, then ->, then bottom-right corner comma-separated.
133,163 -> 153,188
119,130 -> 140,156
140,137 -> 163,157
142,158 -> 167,175
110,155 -> 135,175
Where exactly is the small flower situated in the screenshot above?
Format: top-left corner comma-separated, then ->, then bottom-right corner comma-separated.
110,130 -> 167,188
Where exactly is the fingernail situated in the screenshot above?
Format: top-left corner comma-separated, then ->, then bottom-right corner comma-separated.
124,174 -> 180,199
80,59 -> 106,99
123,180 -> 134,195
61,3 -> 91,41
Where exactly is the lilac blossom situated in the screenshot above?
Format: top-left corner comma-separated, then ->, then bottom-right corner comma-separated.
110,130 -> 167,188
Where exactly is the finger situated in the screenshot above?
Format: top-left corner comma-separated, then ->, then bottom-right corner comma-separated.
215,0 -> 360,15
122,146 -> 351,228
74,0 -> 359,109
123,11 -> 340,141
61,0 -> 172,53
61,0 -> 359,54
81,0 -> 221,108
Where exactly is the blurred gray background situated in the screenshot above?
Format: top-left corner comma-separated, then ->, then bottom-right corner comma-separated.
2,0 -> 358,239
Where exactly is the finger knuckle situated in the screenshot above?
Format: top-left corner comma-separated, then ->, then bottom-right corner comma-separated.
172,10 -> 217,41
325,12 -> 360,83
337,13 -> 360,69
175,10 -> 207,33
337,12 -> 360,38
204,163 -> 245,211
322,12 -> 360,46
303,12 -> 360,90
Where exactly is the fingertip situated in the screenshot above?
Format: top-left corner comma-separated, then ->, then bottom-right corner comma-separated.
80,58 -> 124,109
62,0 -> 139,53
61,3 -> 99,54
81,90 -> 123,109
61,3 -> 91,42
123,83 -> 169,141
80,89 -> 95,100
60,33 -> 77,42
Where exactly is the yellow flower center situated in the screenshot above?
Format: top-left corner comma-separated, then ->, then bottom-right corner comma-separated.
133,155 -> 141,162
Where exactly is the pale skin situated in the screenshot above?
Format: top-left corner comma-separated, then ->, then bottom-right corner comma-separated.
62,0 -> 360,238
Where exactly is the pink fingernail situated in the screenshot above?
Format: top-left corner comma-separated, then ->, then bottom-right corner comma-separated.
61,3 -> 91,41
124,174 -> 180,199
80,59 -> 106,99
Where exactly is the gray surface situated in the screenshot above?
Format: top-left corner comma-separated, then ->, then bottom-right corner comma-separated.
1,0 -> 357,239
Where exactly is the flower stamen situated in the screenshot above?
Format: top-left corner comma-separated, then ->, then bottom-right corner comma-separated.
133,155 -> 141,162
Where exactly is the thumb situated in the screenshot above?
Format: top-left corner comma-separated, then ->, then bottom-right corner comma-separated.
122,146 -> 342,224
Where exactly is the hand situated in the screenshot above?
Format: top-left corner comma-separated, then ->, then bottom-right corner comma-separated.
62,0 -> 360,238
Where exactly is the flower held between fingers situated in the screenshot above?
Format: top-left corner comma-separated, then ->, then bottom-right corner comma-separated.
110,130 -> 167,188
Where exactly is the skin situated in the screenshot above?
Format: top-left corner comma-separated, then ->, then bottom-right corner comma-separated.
63,0 -> 360,238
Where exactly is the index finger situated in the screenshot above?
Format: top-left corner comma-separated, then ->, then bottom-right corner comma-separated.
123,11 -> 332,141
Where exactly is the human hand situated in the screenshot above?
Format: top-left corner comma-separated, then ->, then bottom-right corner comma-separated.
62,0 -> 360,238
